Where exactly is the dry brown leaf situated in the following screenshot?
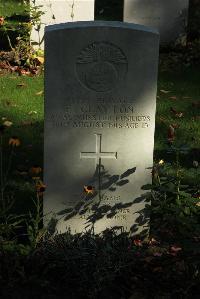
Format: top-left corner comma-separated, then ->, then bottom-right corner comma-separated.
168,125 -> 176,142
21,121 -> 33,126
3,100 -> 17,107
170,107 -> 184,118
36,56 -> 44,64
17,83 -> 26,88
159,117 -> 166,123
153,267 -> 163,273
0,16 -> 5,26
19,69 -> 30,76
169,96 -> 177,100
192,101 -> 200,108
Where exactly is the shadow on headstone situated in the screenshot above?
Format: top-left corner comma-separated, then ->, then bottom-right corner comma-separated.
53,164 -> 150,235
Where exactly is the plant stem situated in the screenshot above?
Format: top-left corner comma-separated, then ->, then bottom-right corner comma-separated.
176,150 -> 181,201
4,29 -> 14,51
157,173 -> 161,186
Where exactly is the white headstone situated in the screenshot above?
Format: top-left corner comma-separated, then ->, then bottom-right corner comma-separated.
124,0 -> 189,44
30,0 -> 94,49
44,21 -> 159,235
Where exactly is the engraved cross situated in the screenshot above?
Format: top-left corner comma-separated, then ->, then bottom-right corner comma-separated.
80,133 -> 117,198
80,133 -> 117,169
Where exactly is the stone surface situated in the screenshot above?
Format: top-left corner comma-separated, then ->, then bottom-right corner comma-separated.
44,21 -> 159,235
31,0 -> 94,48
123,0 -> 189,44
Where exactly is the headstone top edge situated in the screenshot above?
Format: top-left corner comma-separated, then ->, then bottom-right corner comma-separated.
45,21 -> 159,35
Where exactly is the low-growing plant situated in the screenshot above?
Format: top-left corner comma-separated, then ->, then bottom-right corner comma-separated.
26,177 -> 46,250
150,144 -> 200,243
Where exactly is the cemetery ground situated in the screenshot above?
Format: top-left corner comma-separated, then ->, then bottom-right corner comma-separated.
0,1 -> 200,297
0,61 -> 200,298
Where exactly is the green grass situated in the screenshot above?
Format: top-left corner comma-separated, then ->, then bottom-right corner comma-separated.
156,67 -> 200,150
155,67 -> 200,186
0,66 -> 199,213
0,73 -> 43,213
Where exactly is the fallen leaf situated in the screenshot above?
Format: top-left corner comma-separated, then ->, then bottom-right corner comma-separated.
153,252 -> 163,257
159,116 -> 166,123
3,100 -> 17,107
153,267 -> 163,272
167,125 -> 175,142
36,90 -> 43,96
160,89 -> 171,94
0,16 -> 5,26
148,237 -> 160,245
17,83 -> 26,88
170,107 -> 184,118
21,121 -> 33,126
29,166 -> 42,176
3,120 -> 13,127
36,56 -> 44,64
192,101 -> 200,108
31,68 -> 40,75
18,69 -> 30,76
28,111 -> 37,115
169,96 -> 177,100
133,239 -> 142,247
171,123 -> 179,129
83,185 -> 94,194
169,245 -> 182,256
10,66 -> 19,72
158,159 -> 164,165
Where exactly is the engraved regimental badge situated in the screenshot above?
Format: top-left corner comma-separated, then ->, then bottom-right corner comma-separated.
76,42 -> 127,92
